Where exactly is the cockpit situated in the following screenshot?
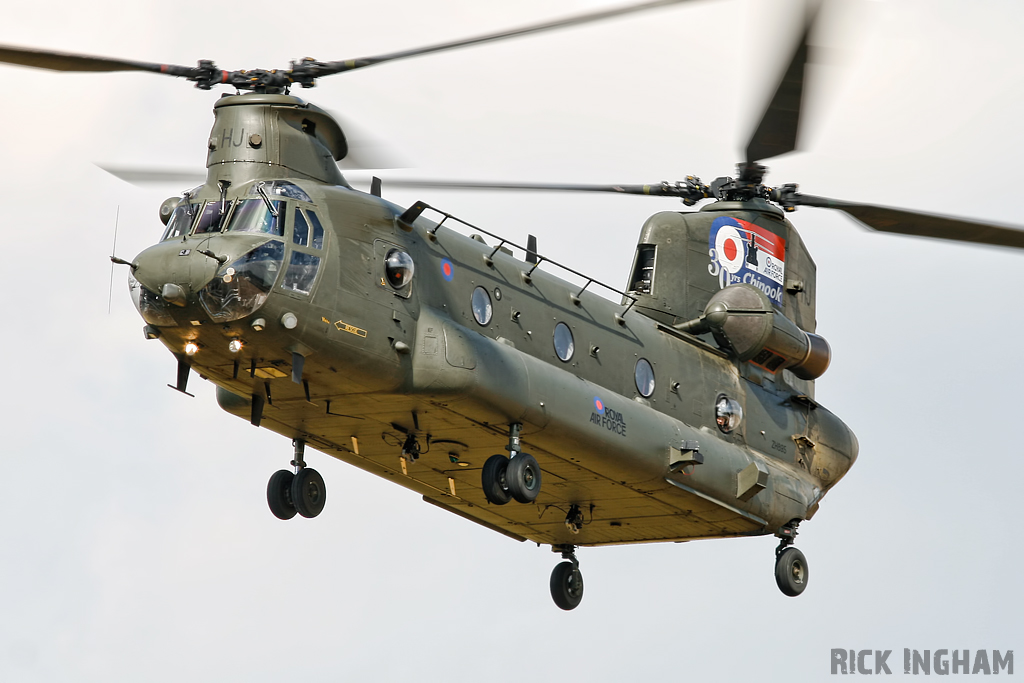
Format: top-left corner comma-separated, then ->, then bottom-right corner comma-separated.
134,180 -> 328,327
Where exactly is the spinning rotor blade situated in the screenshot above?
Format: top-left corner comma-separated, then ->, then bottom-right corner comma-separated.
0,1 -> 694,90
797,194 -> 1024,250
0,44 -> 196,77
99,165 -> 206,185
376,177 -> 703,198
744,1 -> 821,164
313,0 -> 697,77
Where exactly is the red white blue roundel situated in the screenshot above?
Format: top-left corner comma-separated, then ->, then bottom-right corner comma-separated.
593,396 -> 605,415
714,225 -> 746,274
709,216 -> 787,308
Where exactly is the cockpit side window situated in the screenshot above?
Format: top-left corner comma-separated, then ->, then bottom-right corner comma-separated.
162,204 -> 198,241
307,210 -> 325,250
282,252 -> 322,295
293,208 -> 309,247
281,204 -> 324,296
226,199 -> 284,236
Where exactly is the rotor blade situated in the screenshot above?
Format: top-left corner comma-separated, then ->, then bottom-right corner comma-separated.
98,165 -> 206,186
0,44 -> 196,77
798,194 -> 1024,250
315,0 -> 695,76
375,177 -> 691,197
326,110 -> 411,170
744,1 -> 821,163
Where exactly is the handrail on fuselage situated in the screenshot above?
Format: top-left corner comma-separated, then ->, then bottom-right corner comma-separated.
402,200 -> 639,317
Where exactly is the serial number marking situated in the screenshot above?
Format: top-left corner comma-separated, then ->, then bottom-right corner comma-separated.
771,440 -> 788,454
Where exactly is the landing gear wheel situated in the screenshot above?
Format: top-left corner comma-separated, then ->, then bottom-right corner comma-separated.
267,469 -> 296,520
506,453 -> 542,503
775,546 -> 808,597
291,467 -> 327,518
481,454 -> 511,505
550,561 -> 584,611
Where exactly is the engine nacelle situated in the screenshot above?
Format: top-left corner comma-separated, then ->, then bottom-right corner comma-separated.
702,284 -> 830,380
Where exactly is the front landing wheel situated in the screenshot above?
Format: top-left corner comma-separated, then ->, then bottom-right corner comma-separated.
291,468 -> 327,518
506,453 -> 542,503
775,547 -> 808,597
267,469 -> 296,520
550,561 -> 584,610
481,454 -> 511,505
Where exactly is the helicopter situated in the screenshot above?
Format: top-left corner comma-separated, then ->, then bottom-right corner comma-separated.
2,0 -> 1023,620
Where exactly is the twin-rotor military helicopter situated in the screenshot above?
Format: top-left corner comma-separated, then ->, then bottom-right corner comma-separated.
3,0 -> 1024,610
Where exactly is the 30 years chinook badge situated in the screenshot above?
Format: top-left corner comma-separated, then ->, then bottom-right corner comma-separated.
708,216 -> 786,307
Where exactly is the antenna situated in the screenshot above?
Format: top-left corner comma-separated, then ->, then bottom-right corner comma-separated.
108,206 -> 120,314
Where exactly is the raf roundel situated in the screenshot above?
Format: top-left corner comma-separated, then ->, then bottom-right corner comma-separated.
593,397 -> 605,415
440,258 -> 455,282
714,225 -> 746,274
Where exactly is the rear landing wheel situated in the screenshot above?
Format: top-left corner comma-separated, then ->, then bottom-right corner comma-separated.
267,469 -> 296,520
775,546 -> 808,597
550,561 -> 584,611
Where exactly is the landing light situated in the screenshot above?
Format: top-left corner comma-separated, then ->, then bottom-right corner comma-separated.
228,339 -> 243,353
184,341 -> 199,356
251,318 -> 266,331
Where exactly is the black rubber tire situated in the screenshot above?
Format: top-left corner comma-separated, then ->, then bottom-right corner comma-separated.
291,468 -> 327,518
550,561 -> 584,611
775,547 -> 809,597
506,453 -> 542,503
481,454 -> 511,505
267,469 -> 296,520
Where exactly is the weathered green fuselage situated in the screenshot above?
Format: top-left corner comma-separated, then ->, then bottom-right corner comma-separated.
129,93 -> 858,548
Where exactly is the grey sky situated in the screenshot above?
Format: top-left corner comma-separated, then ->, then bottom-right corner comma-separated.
0,1 -> 1020,680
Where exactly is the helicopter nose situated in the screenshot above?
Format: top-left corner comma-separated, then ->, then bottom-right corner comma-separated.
131,241 -> 218,304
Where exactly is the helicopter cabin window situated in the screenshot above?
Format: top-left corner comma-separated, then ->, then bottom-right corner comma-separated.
384,249 -> 414,290
193,200 -> 233,235
162,204 -> 198,241
471,287 -> 492,325
226,199 -> 284,237
553,322 -> 574,361
715,395 -> 743,434
249,180 -> 312,203
635,358 -> 655,397
282,252 -> 321,295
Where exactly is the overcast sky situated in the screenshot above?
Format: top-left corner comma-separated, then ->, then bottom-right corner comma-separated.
1,1 -> 1021,680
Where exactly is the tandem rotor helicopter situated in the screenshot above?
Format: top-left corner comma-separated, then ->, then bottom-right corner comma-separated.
3,0 -> 1023,612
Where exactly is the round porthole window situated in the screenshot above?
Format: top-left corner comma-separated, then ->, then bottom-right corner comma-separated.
715,395 -> 743,433
635,358 -> 655,397
471,286 -> 492,325
384,249 -> 414,289
553,322 -> 574,362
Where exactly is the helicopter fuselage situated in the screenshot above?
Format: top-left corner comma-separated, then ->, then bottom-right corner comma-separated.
127,93 -> 857,550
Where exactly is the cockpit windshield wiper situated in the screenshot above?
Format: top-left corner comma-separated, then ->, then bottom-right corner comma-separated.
255,182 -> 279,217
218,180 -> 231,216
